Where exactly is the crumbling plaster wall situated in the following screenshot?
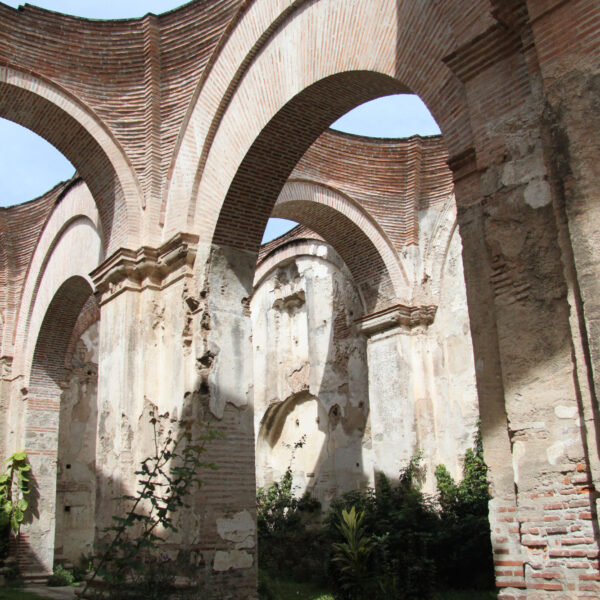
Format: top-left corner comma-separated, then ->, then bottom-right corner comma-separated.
54,322 -> 98,565
252,242 -> 372,506
364,195 -> 480,493
253,221 -> 480,498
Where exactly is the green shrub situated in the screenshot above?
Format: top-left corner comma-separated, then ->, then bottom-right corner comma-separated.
434,429 -> 494,590
257,466 -> 326,584
257,430 -> 495,598
48,565 -> 75,587
326,455 -> 438,600
330,506 -> 374,599
0,451 -> 31,543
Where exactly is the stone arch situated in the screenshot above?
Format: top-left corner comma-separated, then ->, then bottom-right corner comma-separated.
271,181 -> 410,311
420,193 -> 459,303
254,239 -> 351,293
22,275 -> 96,576
256,391 -> 324,493
0,64 -> 142,253
165,0 -> 473,239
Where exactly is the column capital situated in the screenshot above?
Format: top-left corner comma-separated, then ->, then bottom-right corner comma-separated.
91,233 -> 199,305
355,303 -> 437,336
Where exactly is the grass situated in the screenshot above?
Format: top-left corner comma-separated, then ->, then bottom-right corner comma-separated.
259,573 -> 333,600
0,580 -> 498,600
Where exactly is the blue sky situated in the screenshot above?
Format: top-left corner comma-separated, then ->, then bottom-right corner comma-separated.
0,1 -> 441,242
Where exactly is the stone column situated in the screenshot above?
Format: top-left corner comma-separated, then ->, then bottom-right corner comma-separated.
91,237 -> 257,599
0,357 -> 11,459
453,145 -> 600,597
358,305 -> 439,486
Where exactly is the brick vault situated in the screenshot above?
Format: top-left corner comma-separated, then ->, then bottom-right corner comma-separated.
0,1 -> 599,597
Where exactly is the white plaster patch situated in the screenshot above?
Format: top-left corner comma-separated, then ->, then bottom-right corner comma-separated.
512,440 -> 526,485
547,440 -> 568,465
216,511 -> 255,549
524,179 -> 552,209
555,405 -> 577,419
213,550 -> 253,572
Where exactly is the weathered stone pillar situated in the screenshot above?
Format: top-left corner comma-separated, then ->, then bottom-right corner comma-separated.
453,142 -> 600,597
0,356 -> 14,467
92,238 -> 257,599
358,306 -> 438,486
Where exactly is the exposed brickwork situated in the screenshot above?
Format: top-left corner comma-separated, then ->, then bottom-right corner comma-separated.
292,131 -> 452,251
0,178 -> 75,358
0,1 -> 598,597
0,1 -> 243,221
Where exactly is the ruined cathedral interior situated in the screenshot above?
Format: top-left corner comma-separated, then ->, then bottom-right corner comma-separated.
0,0 -> 599,598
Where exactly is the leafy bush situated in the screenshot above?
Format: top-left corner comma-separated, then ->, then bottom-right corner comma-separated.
48,565 -> 75,587
331,507 -> 374,599
323,435 -> 495,599
257,466 -> 326,584
326,455 -> 439,600
0,451 -> 31,538
434,429 -> 494,590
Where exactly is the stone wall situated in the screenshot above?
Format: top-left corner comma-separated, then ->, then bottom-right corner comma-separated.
253,223 -> 480,499
54,322 -> 98,565
252,241 -> 372,507
0,2 -> 599,596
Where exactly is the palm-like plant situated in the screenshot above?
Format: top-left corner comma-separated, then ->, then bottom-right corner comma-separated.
332,506 -> 374,599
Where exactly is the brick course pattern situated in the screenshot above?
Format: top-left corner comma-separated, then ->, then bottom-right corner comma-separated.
0,1 -> 599,598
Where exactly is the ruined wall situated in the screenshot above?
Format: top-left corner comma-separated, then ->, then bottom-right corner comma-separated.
362,197 -> 480,493
252,241 -> 372,507
254,222 -> 480,498
1,1 -> 599,597
54,322 -> 98,565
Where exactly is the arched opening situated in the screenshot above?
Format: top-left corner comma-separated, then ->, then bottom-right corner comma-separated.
24,276 -> 98,576
201,65 -> 491,593
0,69 -> 140,252
253,240 -> 371,508
0,119 -> 75,208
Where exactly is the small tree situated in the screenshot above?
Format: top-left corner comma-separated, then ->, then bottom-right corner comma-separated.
0,450 -> 31,558
81,413 -> 222,599
434,428 -> 494,590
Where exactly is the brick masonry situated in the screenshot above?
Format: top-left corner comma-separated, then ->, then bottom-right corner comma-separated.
0,0 -> 598,597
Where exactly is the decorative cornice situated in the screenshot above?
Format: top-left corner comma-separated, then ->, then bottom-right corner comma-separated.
355,303 -> 437,337
91,233 -> 198,305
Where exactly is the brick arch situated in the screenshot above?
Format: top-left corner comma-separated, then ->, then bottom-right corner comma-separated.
0,65 -> 142,253
165,0 -> 473,239
12,183 -> 103,384
29,276 -> 94,394
271,181 -> 409,312
24,275 -> 94,575
210,70 -> 408,255
254,239 -> 350,294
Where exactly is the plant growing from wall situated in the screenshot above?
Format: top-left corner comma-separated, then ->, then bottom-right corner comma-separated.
80,413 -> 223,599
0,450 -> 31,559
